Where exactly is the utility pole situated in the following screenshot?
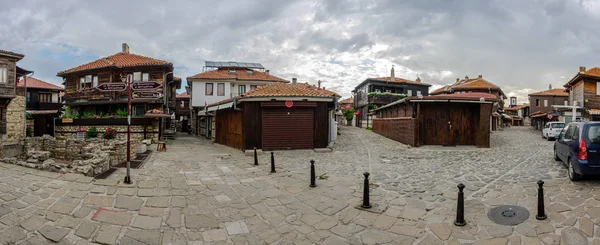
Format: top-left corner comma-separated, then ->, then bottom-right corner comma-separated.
124,74 -> 132,184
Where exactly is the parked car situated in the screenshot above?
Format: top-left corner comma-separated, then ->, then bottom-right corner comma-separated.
542,122 -> 565,140
554,122 -> 600,181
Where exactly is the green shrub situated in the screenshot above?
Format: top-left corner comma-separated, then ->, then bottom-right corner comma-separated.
116,108 -> 128,118
82,111 -> 94,118
344,108 -> 355,122
86,127 -> 99,138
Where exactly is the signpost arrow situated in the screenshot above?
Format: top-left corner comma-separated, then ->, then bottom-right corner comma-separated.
132,91 -> 163,99
132,81 -> 161,90
95,83 -> 127,91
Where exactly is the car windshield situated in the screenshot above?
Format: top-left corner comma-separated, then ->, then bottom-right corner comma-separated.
587,125 -> 600,143
552,123 -> 565,128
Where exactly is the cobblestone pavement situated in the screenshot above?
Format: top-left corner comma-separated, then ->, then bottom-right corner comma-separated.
1,126 -> 600,244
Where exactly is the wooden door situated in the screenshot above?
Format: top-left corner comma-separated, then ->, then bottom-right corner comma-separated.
215,109 -> 243,149
421,104 -> 453,145
34,117 -> 46,136
262,108 -> 314,150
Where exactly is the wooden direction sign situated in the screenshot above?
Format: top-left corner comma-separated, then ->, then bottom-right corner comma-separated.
132,91 -> 163,99
95,83 -> 127,91
132,81 -> 161,90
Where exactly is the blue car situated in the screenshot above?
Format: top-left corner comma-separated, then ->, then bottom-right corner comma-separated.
554,122 -> 600,181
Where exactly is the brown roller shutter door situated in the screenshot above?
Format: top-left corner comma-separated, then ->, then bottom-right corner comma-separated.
262,108 -> 314,150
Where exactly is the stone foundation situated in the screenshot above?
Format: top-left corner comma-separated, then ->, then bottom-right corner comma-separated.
56,123 -> 159,143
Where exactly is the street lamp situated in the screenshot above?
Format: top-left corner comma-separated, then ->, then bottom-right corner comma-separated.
120,73 -> 133,184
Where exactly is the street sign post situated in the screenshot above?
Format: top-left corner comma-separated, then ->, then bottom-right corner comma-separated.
132,81 -> 161,90
95,83 -> 127,91
132,91 -> 163,99
124,74 -> 133,184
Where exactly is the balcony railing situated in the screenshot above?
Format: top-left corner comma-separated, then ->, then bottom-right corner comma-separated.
368,94 -> 403,105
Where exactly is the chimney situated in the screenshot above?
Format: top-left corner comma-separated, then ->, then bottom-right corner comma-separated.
465,75 -> 469,79
265,70 -> 270,74
456,78 -> 459,83
580,66 -> 586,73
391,65 -> 395,82
549,84 -> 552,90
122,43 -> 130,53
292,78 -> 297,84
318,80 -> 321,88
415,77 -> 421,83
478,75 -> 482,79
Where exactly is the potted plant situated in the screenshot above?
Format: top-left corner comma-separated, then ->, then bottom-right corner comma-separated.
76,128 -> 86,140
103,127 -> 117,140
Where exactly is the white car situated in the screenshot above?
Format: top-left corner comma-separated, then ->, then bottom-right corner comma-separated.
542,122 -> 565,140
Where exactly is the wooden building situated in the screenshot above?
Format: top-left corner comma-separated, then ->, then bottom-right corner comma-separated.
353,66 -> 431,127
175,92 -> 190,132
373,93 -> 496,148
564,66 -> 600,121
0,49 -> 31,139
16,77 -> 64,136
56,43 -> 179,140
206,82 -> 339,150
528,86 -> 569,129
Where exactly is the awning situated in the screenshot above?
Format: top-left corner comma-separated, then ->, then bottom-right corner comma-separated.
530,113 -> 548,118
197,110 -> 214,117
589,109 -> 600,115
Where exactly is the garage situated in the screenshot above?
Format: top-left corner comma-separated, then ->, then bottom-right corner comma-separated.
206,82 -> 338,151
419,103 -> 479,146
262,108 -> 314,150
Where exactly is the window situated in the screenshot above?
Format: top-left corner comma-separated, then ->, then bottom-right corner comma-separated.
205,83 -> 213,95
597,82 -> 600,95
417,90 -> 422,96
142,73 -> 149,82
133,72 -> 141,82
408,90 -> 412,96
536,99 -> 540,107
217,83 -> 225,96
39,93 -> 52,103
0,67 -> 7,84
587,125 -> 600,143
250,85 -> 258,91
180,101 -> 185,108
92,76 -> 98,88
79,75 -> 93,90
564,100 -> 568,106
26,92 -> 31,103
544,100 -> 548,107
375,89 -> 381,93
239,85 -> 246,95
564,125 -> 576,140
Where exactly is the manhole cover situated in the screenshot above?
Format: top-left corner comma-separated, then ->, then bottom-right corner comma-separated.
487,205 -> 530,226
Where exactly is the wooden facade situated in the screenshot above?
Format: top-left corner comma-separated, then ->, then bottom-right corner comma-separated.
214,101 -> 333,150
0,50 -> 28,138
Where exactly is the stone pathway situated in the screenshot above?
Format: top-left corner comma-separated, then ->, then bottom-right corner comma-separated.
0,126 -> 599,244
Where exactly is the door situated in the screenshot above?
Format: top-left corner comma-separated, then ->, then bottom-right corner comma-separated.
215,109 -> 243,149
182,119 -> 188,132
34,117 -> 46,136
262,108 -> 314,150
45,116 -> 54,136
420,103 -> 478,146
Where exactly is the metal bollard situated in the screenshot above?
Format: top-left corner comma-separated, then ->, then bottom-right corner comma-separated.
535,180 -> 547,220
310,160 -> 316,188
270,152 -> 276,173
454,183 -> 466,226
254,147 -> 258,166
361,172 -> 372,209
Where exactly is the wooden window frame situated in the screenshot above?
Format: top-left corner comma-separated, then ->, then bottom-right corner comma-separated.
217,83 -> 225,96
238,85 -> 246,95
39,93 -> 52,103
205,83 -> 214,96
0,66 -> 7,84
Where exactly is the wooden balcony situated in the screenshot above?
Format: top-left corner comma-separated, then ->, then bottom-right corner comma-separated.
27,102 -> 63,110
369,95 -> 402,105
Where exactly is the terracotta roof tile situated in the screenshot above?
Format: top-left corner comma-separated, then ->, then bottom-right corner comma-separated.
369,77 -> 431,86
431,85 -> 451,95
584,67 -> 600,77
17,76 -> 64,90
340,97 -> 354,104
208,82 -> 339,107
57,52 -> 172,75
176,92 -> 190,99
188,68 -> 287,82
421,92 -> 498,101
528,88 -> 568,96
452,78 -> 500,90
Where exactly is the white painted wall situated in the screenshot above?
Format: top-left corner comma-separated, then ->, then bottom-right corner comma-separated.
191,79 -> 281,107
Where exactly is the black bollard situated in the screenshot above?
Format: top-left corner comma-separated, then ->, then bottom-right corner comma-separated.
310,160 -> 316,188
253,147 -> 258,166
270,152 -> 276,173
454,183 -> 466,226
361,172 -> 372,209
535,180 -> 547,220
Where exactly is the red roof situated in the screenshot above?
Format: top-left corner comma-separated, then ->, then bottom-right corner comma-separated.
208,82 -> 339,107
430,76 -> 505,98
528,88 -> 568,96
340,97 -> 354,104
188,68 -> 287,82
57,52 -> 172,75
420,92 -> 498,101
17,77 -> 64,91
176,92 -> 190,99
368,77 -> 431,86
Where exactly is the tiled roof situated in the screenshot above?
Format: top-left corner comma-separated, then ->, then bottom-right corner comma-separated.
422,92 -> 498,101
528,88 -> 568,96
188,68 -> 287,82
57,52 -> 172,75
452,78 -> 500,90
368,77 -> 431,86
589,109 -> 600,115
208,82 -> 339,107
504,104 -> 530,111
431,85 -> 451,95
584,67 -> 600,77
17,77 -> 64,90
0,49 -> 25,59
176,92 -> 190,99
340,97 -> 354,104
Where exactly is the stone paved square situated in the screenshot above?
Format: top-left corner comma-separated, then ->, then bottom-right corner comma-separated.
1,127 -> 600,244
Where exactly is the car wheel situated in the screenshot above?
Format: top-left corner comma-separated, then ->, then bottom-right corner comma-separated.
547,135 -> 552,141
542,132 -> 545,139
567,158 -> 581,181
554,147 -> 560,161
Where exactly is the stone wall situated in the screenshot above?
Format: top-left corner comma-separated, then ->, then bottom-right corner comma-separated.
55,122 -> 159,143
373,117 -> 418,147
5,95 -> 25,139
0,136 -> 139,176
0,139 -> 23,159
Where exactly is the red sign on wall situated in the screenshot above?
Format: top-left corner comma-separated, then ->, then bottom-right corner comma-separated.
285,100 -> 293,108
547,114 -> 553,120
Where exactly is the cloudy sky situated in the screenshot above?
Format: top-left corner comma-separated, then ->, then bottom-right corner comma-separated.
2,0 -> 600,103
